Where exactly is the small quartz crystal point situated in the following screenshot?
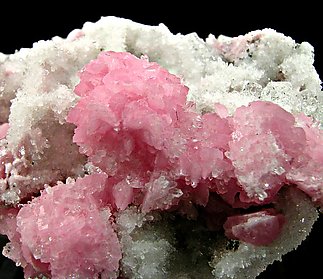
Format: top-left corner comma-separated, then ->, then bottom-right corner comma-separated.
0,17 -> 322,279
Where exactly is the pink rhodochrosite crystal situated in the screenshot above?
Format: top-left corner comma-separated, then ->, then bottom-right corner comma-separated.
16,174 -> 121,278
223,209 -> 285,246
0,123 -> 9,140
68,51 -> 188,177
227,101 -> 307,204
0,18 -> 322,279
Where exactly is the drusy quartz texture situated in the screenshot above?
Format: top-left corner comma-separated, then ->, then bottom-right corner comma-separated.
0,17 -> 322,279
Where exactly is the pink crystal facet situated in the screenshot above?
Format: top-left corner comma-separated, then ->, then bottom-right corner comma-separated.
223,209 -> 285,246
0,123 -> 9,140
16,174 -> 121,278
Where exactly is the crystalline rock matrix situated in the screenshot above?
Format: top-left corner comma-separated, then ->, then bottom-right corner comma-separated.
0,17 -> 322,279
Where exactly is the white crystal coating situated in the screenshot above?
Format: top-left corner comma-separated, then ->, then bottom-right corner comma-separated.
116,208 -> 175,279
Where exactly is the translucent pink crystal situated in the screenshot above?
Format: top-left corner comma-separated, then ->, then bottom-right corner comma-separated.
223,209 -> 285,246
0,207 -> 19,242
286,113 -> 323,205
16,174 -> 122,278
211,32 -> 262,62
68,52 -> 188,178
228,101 -> 307,204
0,123 -> 9,140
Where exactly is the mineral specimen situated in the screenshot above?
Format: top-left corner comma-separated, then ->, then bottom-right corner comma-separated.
0,17 -> 322,279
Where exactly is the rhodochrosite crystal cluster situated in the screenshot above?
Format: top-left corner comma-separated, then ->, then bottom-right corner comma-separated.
0,17 -> 322,279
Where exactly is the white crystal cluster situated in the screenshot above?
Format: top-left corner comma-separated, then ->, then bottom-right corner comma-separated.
0,17 -> 321,278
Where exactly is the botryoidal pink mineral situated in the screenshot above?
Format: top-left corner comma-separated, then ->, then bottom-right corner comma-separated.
0,17 -> 322,279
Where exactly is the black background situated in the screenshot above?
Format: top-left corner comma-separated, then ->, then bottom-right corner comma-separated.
0,13 -> 322,279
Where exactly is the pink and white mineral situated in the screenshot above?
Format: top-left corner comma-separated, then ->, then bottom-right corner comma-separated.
0,17 -> 322,279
